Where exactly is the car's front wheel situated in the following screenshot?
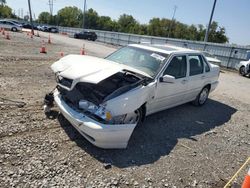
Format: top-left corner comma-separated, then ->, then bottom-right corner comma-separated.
192,86 -> 210,106
11,27 -> 17,32
123,108 -> 143,126
239,66 -> 246,76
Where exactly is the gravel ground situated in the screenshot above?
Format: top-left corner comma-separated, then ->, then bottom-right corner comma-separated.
0,31 -> 249,188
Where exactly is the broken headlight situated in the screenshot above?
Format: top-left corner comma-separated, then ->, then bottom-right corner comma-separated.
79,100 -> 98,113
94,105 -> 112,121
79,100 -> 112,121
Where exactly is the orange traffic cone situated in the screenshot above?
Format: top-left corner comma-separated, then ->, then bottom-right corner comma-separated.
2,28 -> 5,35
80,44 -> 85,55
48,34 -> 51,44
40,40 -> 47,54
6,32 -> 10,40
242,168 -> 250,188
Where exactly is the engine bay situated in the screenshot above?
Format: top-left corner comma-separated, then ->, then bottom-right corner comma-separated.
58,71 -> 143,107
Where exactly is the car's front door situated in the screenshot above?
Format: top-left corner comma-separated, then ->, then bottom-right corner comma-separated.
148,55 -> 189,114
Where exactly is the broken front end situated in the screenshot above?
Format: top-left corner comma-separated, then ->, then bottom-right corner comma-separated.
44,55 -> 149,148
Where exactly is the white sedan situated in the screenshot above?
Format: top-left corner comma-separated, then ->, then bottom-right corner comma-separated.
45,44 -> 220,149
0,20 -> 22,32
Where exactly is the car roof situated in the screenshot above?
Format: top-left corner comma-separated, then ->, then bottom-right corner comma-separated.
129,44 -> 200,55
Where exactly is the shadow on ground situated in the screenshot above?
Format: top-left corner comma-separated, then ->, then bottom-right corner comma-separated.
57,99 -> 237,168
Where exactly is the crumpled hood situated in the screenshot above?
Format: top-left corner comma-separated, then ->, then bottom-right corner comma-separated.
51,55 -> 123,84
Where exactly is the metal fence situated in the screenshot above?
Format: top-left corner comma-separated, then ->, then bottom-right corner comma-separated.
58,26 -> 250,69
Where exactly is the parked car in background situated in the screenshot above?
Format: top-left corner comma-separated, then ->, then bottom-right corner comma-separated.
47,26 -> 59,33
44,44 -> 220,149
0,20 -> 22,32
22,23 -> 37,30
235,51 -> 250,76
202,51 -> 221,66
37,25 -> 43,31
74,31 -> 97,41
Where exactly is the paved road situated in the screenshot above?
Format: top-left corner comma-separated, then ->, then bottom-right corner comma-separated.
39,31 -> 117,58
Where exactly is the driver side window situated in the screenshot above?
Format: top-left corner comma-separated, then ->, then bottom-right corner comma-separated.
163,55 -> 187,79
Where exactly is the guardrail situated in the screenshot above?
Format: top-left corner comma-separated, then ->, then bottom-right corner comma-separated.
57,26 -> 250,69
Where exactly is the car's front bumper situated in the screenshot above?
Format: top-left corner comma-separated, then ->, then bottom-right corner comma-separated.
54,91 -> 137,149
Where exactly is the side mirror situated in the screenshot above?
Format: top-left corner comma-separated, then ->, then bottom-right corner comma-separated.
159,75 -> 175,83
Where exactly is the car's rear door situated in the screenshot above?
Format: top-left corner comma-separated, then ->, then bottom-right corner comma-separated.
185,54 -> 206,101
148,54 -> 189,113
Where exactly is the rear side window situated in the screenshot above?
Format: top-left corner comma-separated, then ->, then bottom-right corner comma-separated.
189,55 -> 204,76
164,55 -> 187,79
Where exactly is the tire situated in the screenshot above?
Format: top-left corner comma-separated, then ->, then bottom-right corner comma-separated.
11,27 -> 17,32
239,66 -> 246,76
135,108 -> 143,126
192,86 -> 210,106
124,107 -> 143,126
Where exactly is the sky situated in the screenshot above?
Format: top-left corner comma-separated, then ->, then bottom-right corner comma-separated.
6,0 -> 250,46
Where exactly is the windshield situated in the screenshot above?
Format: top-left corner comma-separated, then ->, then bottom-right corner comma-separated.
106,46 -> 169,77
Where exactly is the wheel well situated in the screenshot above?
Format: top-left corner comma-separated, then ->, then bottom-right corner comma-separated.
204,84 -> 211,92
141,103 -> 147,122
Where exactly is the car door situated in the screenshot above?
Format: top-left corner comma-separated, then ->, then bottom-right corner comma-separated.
148,55 -> 188,114
185,54 -> 206,101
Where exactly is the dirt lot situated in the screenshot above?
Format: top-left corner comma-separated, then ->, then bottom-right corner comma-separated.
0,31 -> 249,188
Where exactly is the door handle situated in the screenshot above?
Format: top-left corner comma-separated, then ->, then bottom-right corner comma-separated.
201,75 -> 206,79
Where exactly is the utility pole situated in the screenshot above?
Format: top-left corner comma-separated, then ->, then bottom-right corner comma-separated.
168,5 -> 177,38
204,0 -> 217,42
48,0 -> 54,24
48,0 -> 54,15
82,0 -> 86,30
27,0 -> 34,35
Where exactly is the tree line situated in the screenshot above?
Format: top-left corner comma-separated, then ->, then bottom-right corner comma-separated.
0,2 -> 229,43
38,7 -> 228,43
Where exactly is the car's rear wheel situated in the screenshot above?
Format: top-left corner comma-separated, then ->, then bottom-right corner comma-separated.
11,27 -> 17,32
192,86 -> 210,106
239,66 -> 246,76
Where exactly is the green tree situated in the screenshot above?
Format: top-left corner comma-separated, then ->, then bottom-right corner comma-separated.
57,6 -> 82,27
0,4 -> 12,18
84,8 -> 99,29
38,12 -> 50,24
208,21 -> 229,43
0,0 -> 6,6
117,14 -> 138,33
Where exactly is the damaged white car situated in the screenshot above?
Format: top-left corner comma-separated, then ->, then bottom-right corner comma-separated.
45,44 -> 220,149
